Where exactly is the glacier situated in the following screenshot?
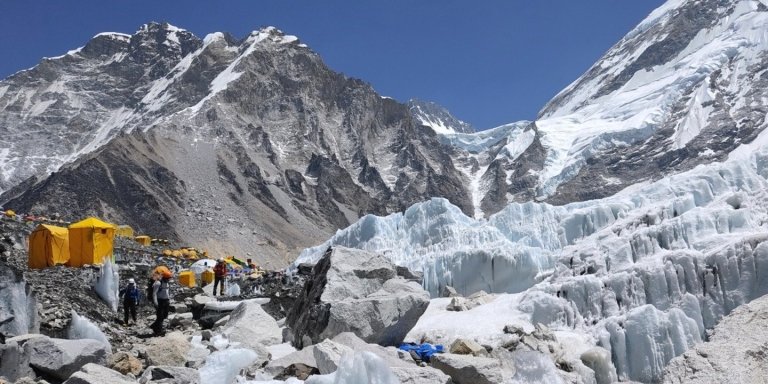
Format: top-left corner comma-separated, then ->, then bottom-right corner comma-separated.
295,146 -> 768,382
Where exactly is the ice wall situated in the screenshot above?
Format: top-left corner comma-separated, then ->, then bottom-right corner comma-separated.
68,310 -> 112,353
0,266 -> 39,337
295,149 -> 768,382
93,259 -> 119,311
296,198 -> 558,296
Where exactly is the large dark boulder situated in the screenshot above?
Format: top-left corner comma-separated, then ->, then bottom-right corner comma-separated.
287,247 -> 429,348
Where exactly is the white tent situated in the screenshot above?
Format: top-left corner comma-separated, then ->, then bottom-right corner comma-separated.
190,259 -> 217,274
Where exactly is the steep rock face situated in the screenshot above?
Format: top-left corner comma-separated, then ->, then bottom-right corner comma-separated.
0,22 -> 201,193
1,25 -> 471,265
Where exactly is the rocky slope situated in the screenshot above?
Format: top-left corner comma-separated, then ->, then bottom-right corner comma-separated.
0,23 -> 200,193
662,293 -> 768,383
0,24 -> 471,266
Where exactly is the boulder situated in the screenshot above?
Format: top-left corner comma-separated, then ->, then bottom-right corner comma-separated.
192,295 -> 214,307
144,332 -> 191,367
297,263 -> 314,275
446,291 -> 494,311
108,351 -> 143,376
312,339 -> 353,374
287,247 -> 430,348
431,354 -> 503,384
391,366 -> 453,384
264,346 -> 318,377
168,313 -> 194,328
502,324 -> 526,336
274,363 -> 320,381
331,332 -> 452,384
449,339 -> 487,356
26,337 -> 110,381
440,286 -> 459,298
396,266 -> 424,283
210,315 -> 230,329
170,303 -> 189,314
221,300 -> 282,348
139,366 -> 201,384
0,335 -> 38,381
62,363 -> 135,384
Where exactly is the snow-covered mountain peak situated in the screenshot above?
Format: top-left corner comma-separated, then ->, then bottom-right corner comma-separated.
408,99 -> 475,134
244,26 -> 301,46
132,21 -> 200,53
92,32 -> 131,41
497,0 -> 768,203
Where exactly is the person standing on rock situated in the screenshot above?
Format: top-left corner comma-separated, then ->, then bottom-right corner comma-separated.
213,258 -> 227,296
151,270 -> 172,336
118,278 -> 140,325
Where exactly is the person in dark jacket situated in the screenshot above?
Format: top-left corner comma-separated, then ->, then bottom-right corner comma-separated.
150,272 -> 171,336
118,278 -> 140,325
213,258 -> 227,296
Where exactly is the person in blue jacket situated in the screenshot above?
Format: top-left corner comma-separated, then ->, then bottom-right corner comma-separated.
119,278 -> 141,325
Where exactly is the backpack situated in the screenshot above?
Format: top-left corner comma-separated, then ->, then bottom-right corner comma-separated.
127,286 -> 140,303
146,279 -> 155,303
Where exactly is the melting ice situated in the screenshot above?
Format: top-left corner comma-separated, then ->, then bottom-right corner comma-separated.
68,310 -> 112,353
93,259 -> 119,312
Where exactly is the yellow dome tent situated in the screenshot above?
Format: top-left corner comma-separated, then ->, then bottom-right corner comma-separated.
4,209 -> 15,218
116,225 -> 134,238
135,236 -> 151,246
68,217 -> 116,267
28,224 -> 70,269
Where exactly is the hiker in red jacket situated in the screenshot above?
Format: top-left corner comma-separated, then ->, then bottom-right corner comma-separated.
213,258 -> 227,296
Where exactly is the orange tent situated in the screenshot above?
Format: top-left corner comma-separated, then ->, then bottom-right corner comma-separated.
135,236 -> 151,246
28,224 -> 70,269
68,217 -> 116,267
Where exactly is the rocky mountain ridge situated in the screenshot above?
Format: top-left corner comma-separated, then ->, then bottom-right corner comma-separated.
0,23 -> 471,266
3,0 -> 768,262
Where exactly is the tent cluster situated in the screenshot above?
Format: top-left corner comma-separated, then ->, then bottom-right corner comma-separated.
28,217 -> 116,269
4,209 -> 70,226
160,247 -> 206,260
27,217 -> 164,269
113,224 -> 159,247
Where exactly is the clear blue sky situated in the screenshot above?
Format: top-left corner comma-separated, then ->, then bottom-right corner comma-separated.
0,1 -> 664,129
